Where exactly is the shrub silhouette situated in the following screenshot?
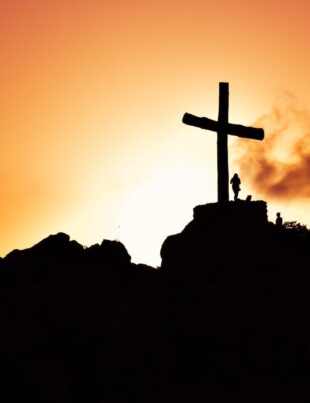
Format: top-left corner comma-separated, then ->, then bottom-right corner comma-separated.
283,220 -> 309,236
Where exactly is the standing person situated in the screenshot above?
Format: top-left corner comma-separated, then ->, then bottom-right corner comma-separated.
276,212 -> 283,227
230,173 -> 241,201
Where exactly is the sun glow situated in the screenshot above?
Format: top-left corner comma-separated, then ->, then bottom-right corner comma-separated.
120,164 -> 214,266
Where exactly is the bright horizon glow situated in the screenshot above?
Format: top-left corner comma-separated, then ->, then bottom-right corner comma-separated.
2,0 -> 310,266
120,164 -> 216,266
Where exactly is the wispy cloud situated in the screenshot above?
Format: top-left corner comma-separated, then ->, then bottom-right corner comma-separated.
233,91 -> 310,201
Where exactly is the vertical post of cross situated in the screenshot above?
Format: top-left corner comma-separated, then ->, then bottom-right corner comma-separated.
217,82 -> 229,203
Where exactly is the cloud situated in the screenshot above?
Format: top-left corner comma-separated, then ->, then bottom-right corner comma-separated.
233,91 -> 310,201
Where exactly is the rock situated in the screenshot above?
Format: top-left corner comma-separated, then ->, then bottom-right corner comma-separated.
99,239 -> 131,266
4,233 -> 84,267
161,200 -> 280,275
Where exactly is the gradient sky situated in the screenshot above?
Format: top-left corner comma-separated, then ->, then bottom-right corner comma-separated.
2,0 -> 310,265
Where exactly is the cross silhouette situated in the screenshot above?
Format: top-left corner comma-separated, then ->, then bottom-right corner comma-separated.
182,82 -> 264,202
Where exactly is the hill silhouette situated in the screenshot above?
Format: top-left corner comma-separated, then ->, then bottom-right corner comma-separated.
1,200 -> 310,402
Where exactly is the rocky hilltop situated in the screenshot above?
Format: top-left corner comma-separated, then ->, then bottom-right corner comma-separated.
161,200 -> 310,401
1,201 -> 310,402
161,200 -> 269,274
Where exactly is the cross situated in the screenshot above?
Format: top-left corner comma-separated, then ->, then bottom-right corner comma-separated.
182,82 -> 264,202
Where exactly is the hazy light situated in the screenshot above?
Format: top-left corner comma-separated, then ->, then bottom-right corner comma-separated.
120,164 -> 214,266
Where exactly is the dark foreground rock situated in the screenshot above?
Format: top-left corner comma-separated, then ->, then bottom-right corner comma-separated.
0,234 -> 173,403
1,201 -> 310,402
161,201 -> 310,402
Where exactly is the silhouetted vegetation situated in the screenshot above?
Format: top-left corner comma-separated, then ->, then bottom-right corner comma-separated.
283,220 -> 309,236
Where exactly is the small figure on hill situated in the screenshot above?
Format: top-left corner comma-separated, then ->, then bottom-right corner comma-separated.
276,212 -> 283,227
230,173 -> 241,201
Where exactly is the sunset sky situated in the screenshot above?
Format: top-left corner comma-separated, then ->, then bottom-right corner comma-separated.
1,0 -> 310,266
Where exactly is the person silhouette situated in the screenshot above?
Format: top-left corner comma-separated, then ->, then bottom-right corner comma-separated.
276,212 -> 283,227
230,173 -> 241,201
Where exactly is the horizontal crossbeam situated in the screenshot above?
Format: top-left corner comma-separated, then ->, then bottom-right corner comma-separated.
182,113 -> 264,141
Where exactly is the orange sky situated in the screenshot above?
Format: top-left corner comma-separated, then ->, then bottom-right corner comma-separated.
1,0 -> 310,265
